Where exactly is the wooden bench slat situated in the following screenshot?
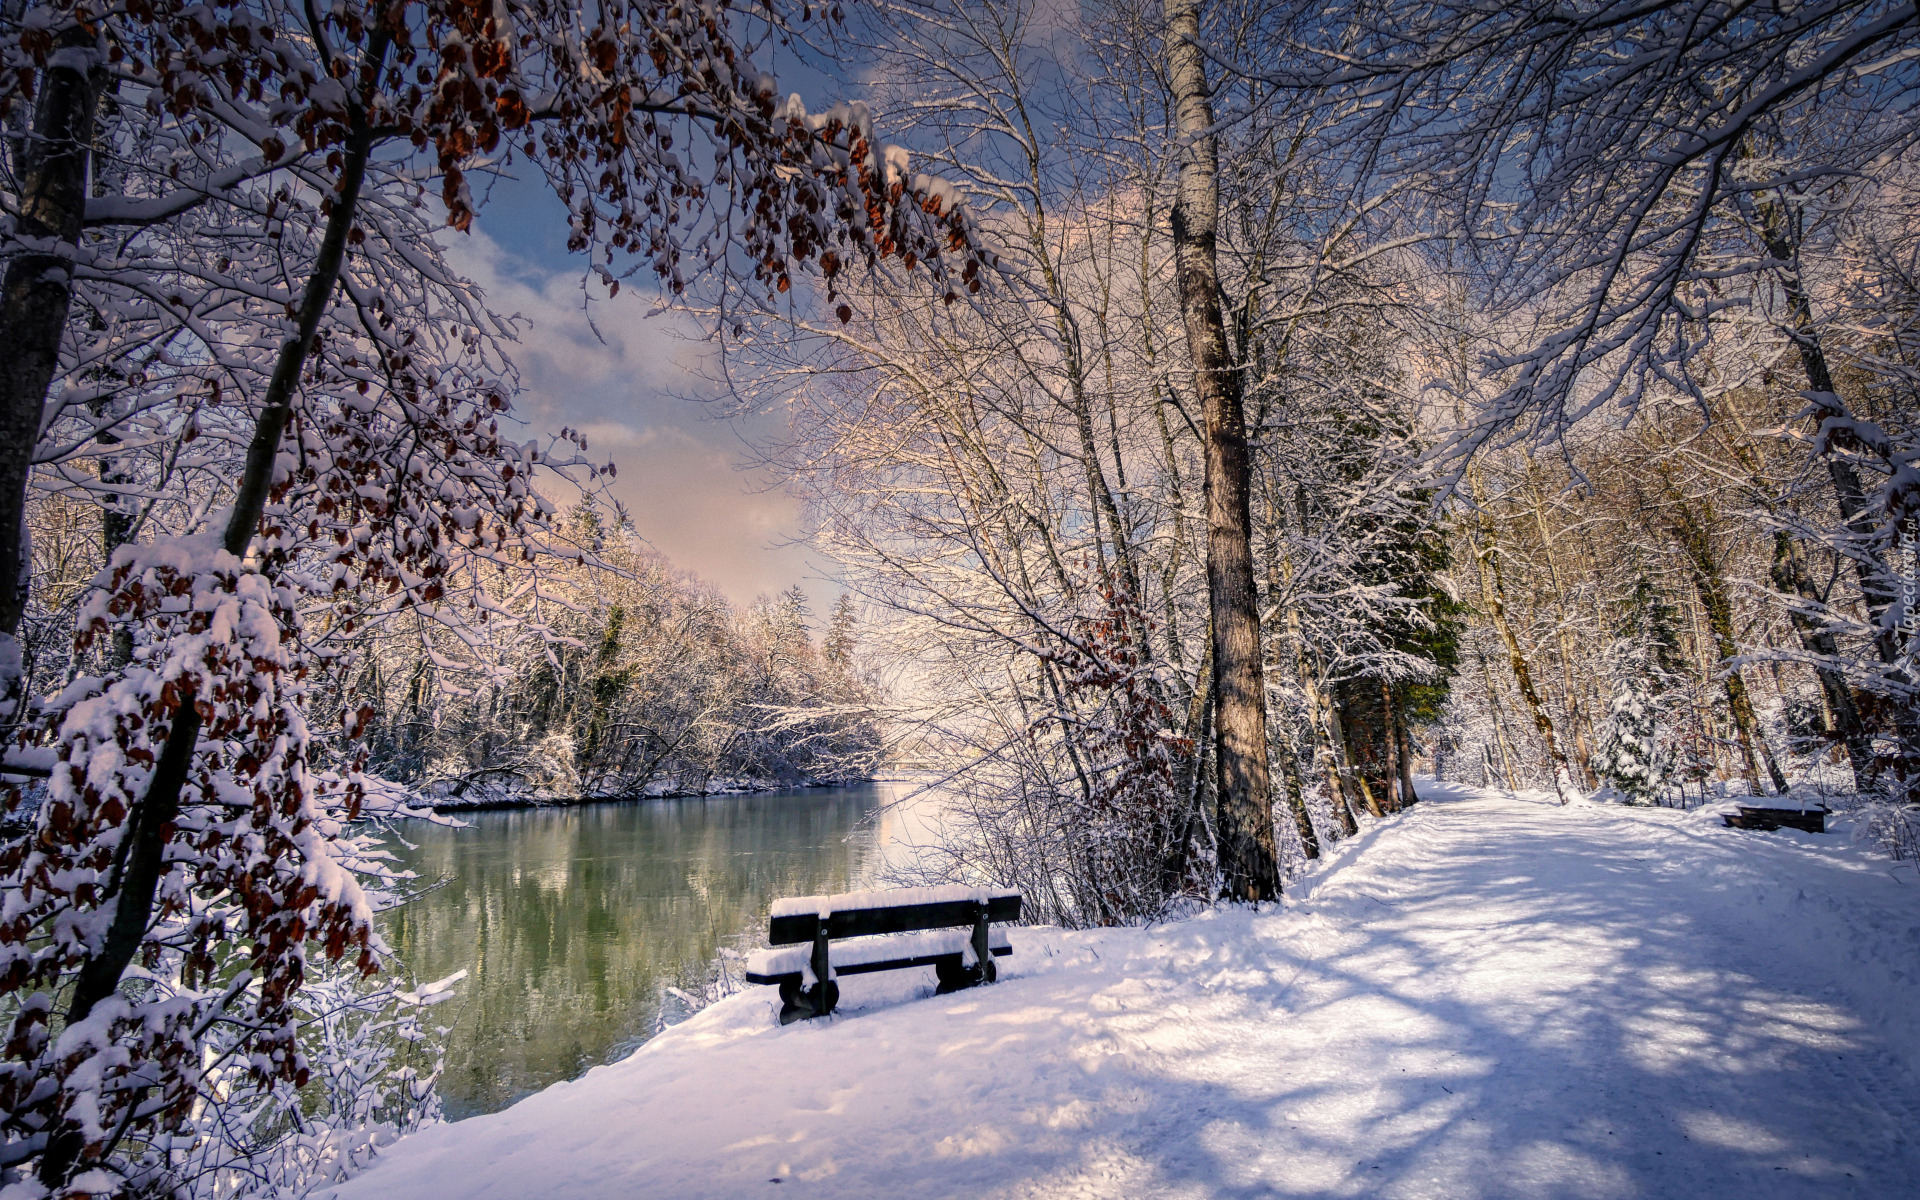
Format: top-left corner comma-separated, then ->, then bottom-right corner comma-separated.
745,945 -> 1013,986
768,893 -> 1023,945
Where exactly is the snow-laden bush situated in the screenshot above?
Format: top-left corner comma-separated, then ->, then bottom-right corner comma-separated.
1846,797 -> 1920,864
146,964 -> 459,1199
887,575 -> 1205,928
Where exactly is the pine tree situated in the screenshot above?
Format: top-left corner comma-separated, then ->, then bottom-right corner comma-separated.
1594,673 -> 1668,805
776,585 -> 813,649
1594,574 -> 1682,804
824,593 -> 858,667
1621,573 -> 1688,689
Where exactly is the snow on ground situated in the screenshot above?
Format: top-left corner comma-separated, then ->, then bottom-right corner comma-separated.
319,782 -> 1920,1200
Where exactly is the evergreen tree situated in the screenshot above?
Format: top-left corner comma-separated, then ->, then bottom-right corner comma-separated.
1594,672 -> 1669,805
825,593 -> 859,667
776,585 -> 813,642
1594,574 -> 1683,804
1621,572 -> 1688,691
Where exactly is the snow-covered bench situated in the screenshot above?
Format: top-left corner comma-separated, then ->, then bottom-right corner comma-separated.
744,886 -> 1022,1024
1724,803 -> 1828,833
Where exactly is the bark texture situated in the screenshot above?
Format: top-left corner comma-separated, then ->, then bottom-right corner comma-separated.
1656,485 -> 1789,797
1760,208 -> 1920,796
1471,511 -> 1572,799
1771,532 -> 1876,790
1393,695 -> 1421,806
1163,0 -> 1279,900
0,27 -> 101,686
1479,651 -> 1521,791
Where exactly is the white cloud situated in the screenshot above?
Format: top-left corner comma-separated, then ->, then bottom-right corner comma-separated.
573,420 -> 653,449
435,228 -> 828,608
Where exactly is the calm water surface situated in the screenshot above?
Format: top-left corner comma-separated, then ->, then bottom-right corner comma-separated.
380,785 -> 888,1119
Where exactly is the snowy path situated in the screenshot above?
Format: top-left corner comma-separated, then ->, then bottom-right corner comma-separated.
322,785 -> 1920,1199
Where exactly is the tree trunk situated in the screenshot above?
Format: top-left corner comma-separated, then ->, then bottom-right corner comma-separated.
1665,498 -> 1790,797
1313,680 -> 1360,835
1328,697 -> 1381,818
1526,477 -> 1597,787
1166,627 -> 1214,891
1759,207 -> 1920,796
1771,532 -> 1875,790
1480,651 -> 1521,791
1163,0 -> 1278,901
1275,728 -> 1319,858
1469,505 -> 1572,800
39,36 -> 388,1189
1263,500 -> 1319,857
91,399 -> 136,669
1394,695 -> 1421,806
1293,631 -> 1357,836
1169,680 -> 1217,895
0,25 -> 101,705
1276,491 -> 1353,839
1378,677 -> 1403,811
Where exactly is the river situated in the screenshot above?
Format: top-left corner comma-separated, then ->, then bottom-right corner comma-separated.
379,784 -> 899,1120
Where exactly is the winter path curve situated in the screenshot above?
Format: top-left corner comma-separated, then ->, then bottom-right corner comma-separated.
321,784 -> 1920,1199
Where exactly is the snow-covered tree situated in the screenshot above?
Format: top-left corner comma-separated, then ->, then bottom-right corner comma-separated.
823,593 -> 859,668
0,1 -> 994,1192
1594,574 -> 1687,803
1594,676 -> 1669,806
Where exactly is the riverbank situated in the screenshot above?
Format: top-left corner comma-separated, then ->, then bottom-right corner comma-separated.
322,782 -> 1920,1199
419,775 -> 887,812
380,784 -> 889,1119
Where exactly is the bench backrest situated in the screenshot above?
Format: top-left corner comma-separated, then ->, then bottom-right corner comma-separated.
768,887 -> 1021,945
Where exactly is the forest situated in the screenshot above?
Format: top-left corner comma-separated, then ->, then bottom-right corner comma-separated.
723,0 -> 1920,921
0,0 -> 1915,1196
28,496 -> 884,803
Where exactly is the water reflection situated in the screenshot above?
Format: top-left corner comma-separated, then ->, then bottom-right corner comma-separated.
380,786 -> 884,1119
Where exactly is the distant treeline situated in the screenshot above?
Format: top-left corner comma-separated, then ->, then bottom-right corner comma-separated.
343,519 -> 885,802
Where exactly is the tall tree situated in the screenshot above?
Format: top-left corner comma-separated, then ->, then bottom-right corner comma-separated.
0,13 -> 104,713
1162,0 -> 1279,901
0,2 -> 992,1189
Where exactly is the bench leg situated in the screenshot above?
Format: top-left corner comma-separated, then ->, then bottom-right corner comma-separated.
937,900 -> 1000,993
933,956 -> 996,994
778,979 -> 840,1024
